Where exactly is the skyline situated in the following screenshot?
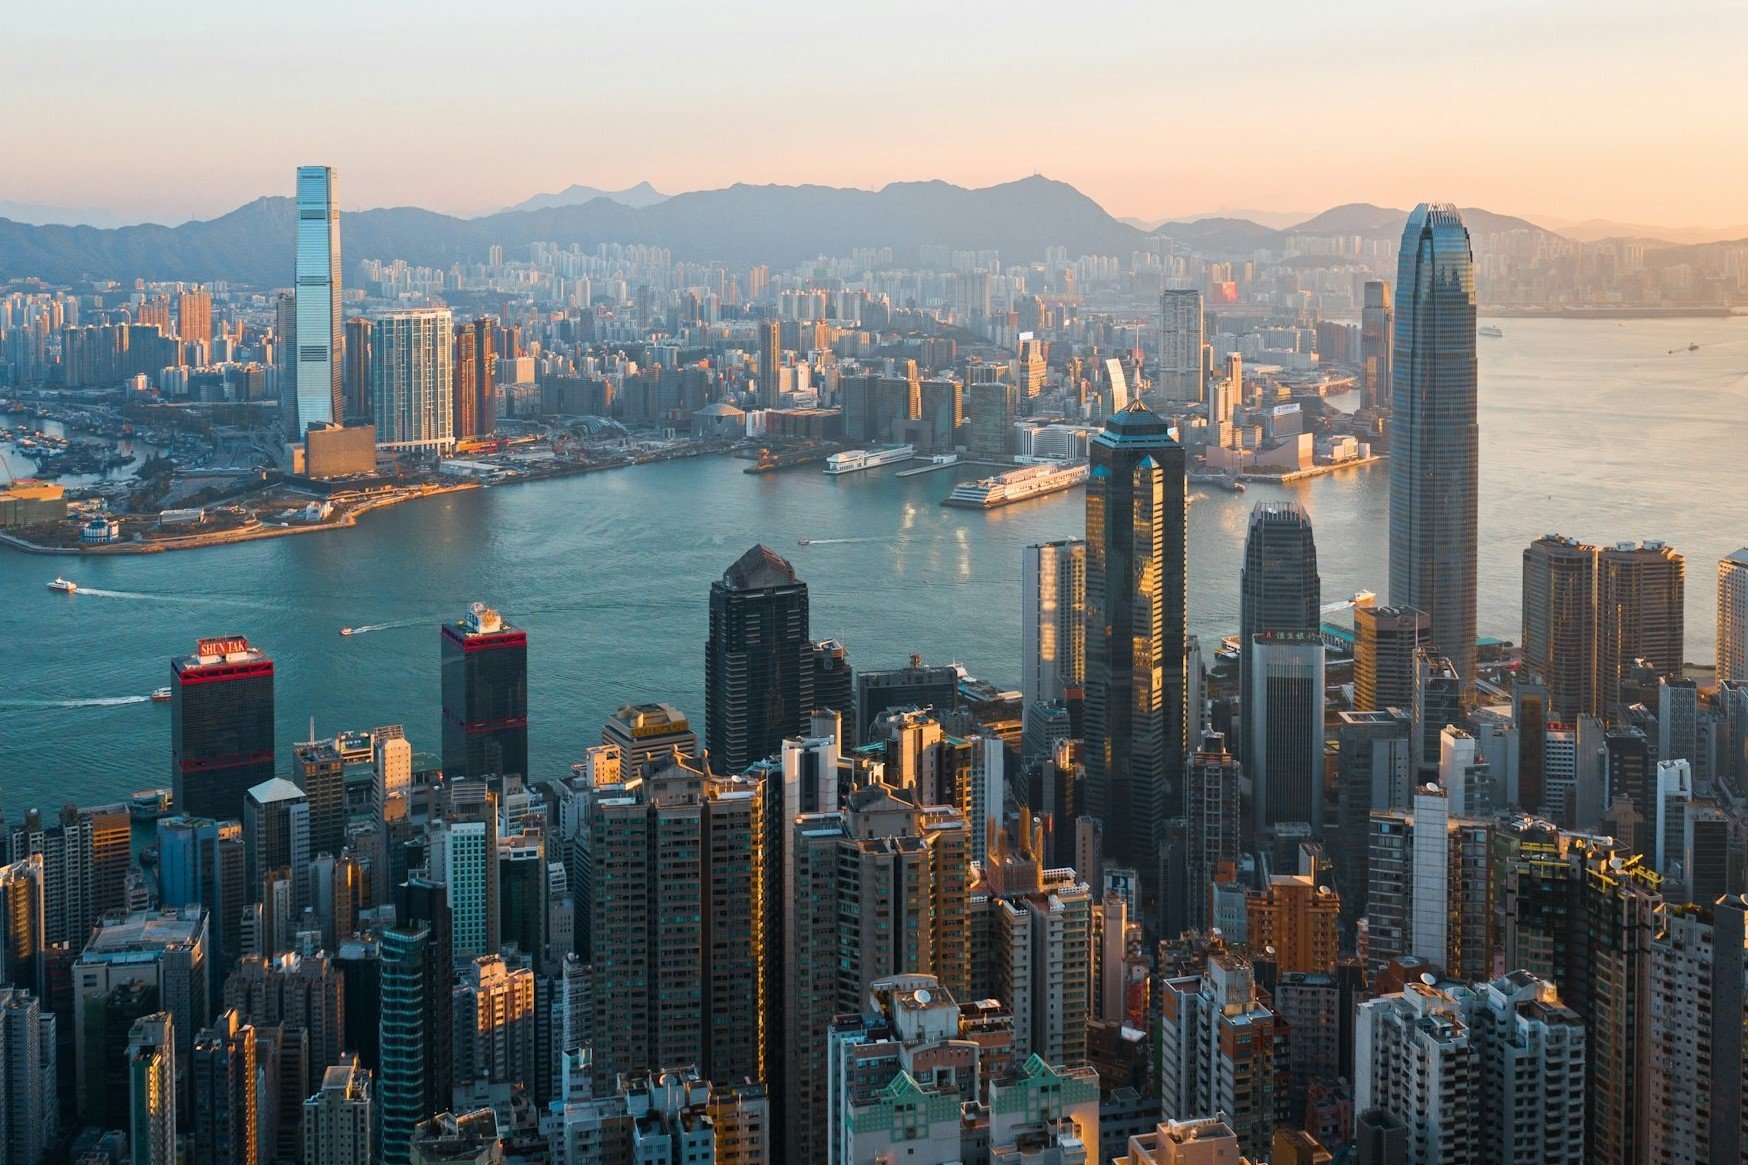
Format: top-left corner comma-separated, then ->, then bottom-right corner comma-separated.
6,0 -> 1748,228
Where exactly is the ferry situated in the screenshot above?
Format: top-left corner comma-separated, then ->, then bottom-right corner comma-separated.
128,788 -> 173,822
47,577 -> 76,593
825,444 -> 916,475
150,687 -> 172,703
1188,471 -> 1246,493
942,461 -> 1090,509
1478,324 -> 1504,338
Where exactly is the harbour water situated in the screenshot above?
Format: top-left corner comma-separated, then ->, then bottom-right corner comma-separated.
1,316 -> 1744,812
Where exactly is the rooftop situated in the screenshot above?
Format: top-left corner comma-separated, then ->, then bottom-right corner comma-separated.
721,543 -> 797,590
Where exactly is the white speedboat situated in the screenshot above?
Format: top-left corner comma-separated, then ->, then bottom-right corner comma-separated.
47,577 -> 76,593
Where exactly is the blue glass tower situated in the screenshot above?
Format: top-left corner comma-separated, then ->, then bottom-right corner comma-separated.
293,165 -> 342,434
1388,204 -> 1478,694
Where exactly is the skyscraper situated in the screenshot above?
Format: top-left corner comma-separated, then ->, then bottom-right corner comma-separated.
1084,402 -> 1188,898
1249,630 -> 1327,839
1359,280 -> 1393,413
128,1012 -> 177,1165
1597,540 -> 1685,708
177,287 -> 212,349
451,325 -> 479,441
1523,534 -> 1601,718
190,1007 -> 261,1165
0,988 -> 57,1165
440,602 -> 528,781
293,165 -> 342,434
758,318 -> 781,408
1182,731 -> 1242,931
1022,538 -> 1087,712
1158,951 -> 1280,1158
1721,549 -> 1748,684
452,954 -> 537,1092
342,316 -> 373,425
302,1055 -> 373,1165
1353,604 -> 1428,714
293,738 -> 350,860
1157,289 -> 1205,404
371,309 -> 455,450
1239,502 -> 1321,773
171,636 -> 275,824
1648,896 -> 1747,1163
966,378 -> 1018,459
1388,203 -> 1479,693
705,545 -> 811,774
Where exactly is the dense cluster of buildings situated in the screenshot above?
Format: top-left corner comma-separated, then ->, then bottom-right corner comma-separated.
0,201 -> 1744,1165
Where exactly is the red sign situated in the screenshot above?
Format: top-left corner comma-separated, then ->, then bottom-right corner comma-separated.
197,636 -> 250,657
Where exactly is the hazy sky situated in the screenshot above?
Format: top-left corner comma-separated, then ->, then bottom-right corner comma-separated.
7,0 -> 1746,226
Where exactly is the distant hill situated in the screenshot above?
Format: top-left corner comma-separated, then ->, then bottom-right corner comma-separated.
502,181 -> 670,214
0,175 -> 1146,287
1286,202 -> 1550,239
1526,216 -> 1748,246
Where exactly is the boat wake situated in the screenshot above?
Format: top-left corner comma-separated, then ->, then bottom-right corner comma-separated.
343,618 -> 426,636
72,587 -> 162,600
0,695 -> 152,709
799,536 -> 889,546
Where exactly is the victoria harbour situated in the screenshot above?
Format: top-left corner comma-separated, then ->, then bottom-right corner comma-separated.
3,315 -> 1742,813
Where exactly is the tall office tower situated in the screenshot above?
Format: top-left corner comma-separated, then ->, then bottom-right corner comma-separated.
1597,540 -> 1685,708
587,755 -> 766,1087
783,786 -> 970,1163
441,602 -> 528,781
1084,402 -> 1188,898
191,1008 -> 261,1165
1604,726 -> 1656,858
468,317 -> 497,437
452,954 -> 536,1093
274,290 -> 297,379
157,815 -> 245,992
1522,534 -> 1601,718
177,287 -> 212,348
430,786 -> 500,960
1249,630 -> 1327,840
1022,538 -> 1088,713
1649,896 -> 1747,1163
1335,711 -> 1412,921
808,638 -> 854,723
293,738 -> 350,860
74,908 -> 210,1113
496,830 -> 547,965
600,702 -> 698,773
1353,605 -> 1428,714
451,326 -> 478,441
0,988 -> 56,1164
970,815 -> 1093,1064
222,951 -> 345,1093
0,857 -> 44,996
1359,280 -> 1393,413
1411,650 -> 1462,779
371,308 -> 455,449
1389,203 -> 1479,694
1182,732 -> 1242,931
302,1054 -> 372,1165
377,923 -> 431,1165
1512,679 -> 1550,814
855,656 -> 960,741
128,1012 -> 177,1165
1157,289 -> 1205,404
171,636 -> 275,823
1239,502 -> 1321,770
1659,677 -> 1699,767
245,778 -> 311,913
966,378 -> 1019,458
342,316 -> 373,424
705,545 -> 811,774
293,165 -> 342,434
1158,950 -> 1280,1159
758,318 -> 782,407
1721,550 -> 1748,684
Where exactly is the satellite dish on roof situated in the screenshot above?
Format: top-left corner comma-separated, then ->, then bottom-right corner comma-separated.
1264,945 -> 1276,956
1421,972 -> 1437,986
915,988 -> 931,1005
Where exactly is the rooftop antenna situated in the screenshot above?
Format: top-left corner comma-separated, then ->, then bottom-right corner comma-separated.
306,715 -> 317,746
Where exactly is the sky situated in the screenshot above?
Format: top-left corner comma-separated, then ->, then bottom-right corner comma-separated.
6,0 -> 1747,228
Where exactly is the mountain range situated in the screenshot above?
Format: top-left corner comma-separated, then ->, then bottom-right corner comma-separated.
0,180 -> 1736,289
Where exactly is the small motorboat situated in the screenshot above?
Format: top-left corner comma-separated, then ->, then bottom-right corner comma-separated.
797,539 -> 813,546
339,627 -> 355,636
150,687 -> 172,703
47,577 -> 76,593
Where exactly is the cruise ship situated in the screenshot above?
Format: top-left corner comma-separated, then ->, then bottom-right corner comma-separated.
824,444 -> 916,475
942,461 -> 1090,509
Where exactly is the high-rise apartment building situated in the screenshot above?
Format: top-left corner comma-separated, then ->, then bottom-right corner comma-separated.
1353,605 -> 1428,714
1522,534 -> 1601,718
292,738 -> 350,860
1360,280 -> 1393,413
1022,538 -> 1087,714
1389,204 -> 1479,693
705,545 -> 811,773
440,602 -> 528,781
302,1054 -> 373,1165
1249,630 -> 1326,840
222,950 -> 345,1093
177,287 -> 212,348
1597,540 -> 1685,707
452,326 -> 478,441
1239,502 -> 1321,774
1721,550 -> 1748,684
1335,711 -> 1412,920
1649,897 -> 1748,1164
342,316 -> 373,424
1157,289 -> 1205,404
128,1012 -> 177,1165
1085,402 -> 1188,898
0,988 -> 57,1165
1182,732 -> 1242,931
293,165 -> 342,434
190,1007 -> 261,1165
587,754 -> 766,1088
171,636 -> 275,823
372,308 -> 454,449
1245,873 -> 1341,974
452,954 -> 537,1094
758,318 -> 782,408
1158,950 -> 1280,1159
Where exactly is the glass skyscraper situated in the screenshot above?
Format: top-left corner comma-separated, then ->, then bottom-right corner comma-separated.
440,602 -> 528,781
372,309 -> 455,450
705,544 -> 811,774
1083,401 -> 1187,900
293,165 -> 342,434
1238,502 -> 1321,775
1388,204 -> 1478,693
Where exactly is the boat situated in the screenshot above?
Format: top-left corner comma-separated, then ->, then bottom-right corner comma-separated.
942,461 -> 1090,509
339,627 -> 355,636
797,539 -> 813,546
1479,325 -> 1504,338
150,687 -> 172,702
1189,471 -> 1246,493
128,788 -> 173,822
47,577 -> 76,593
1688,342 -> 1700,351
825,445 -> 916,475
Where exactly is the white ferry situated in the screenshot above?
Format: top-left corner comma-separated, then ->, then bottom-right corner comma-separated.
942,461 -> 1090,509
825,445 -> 916,475
47,577 -> 76,593
1479,324 -> 1504,338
